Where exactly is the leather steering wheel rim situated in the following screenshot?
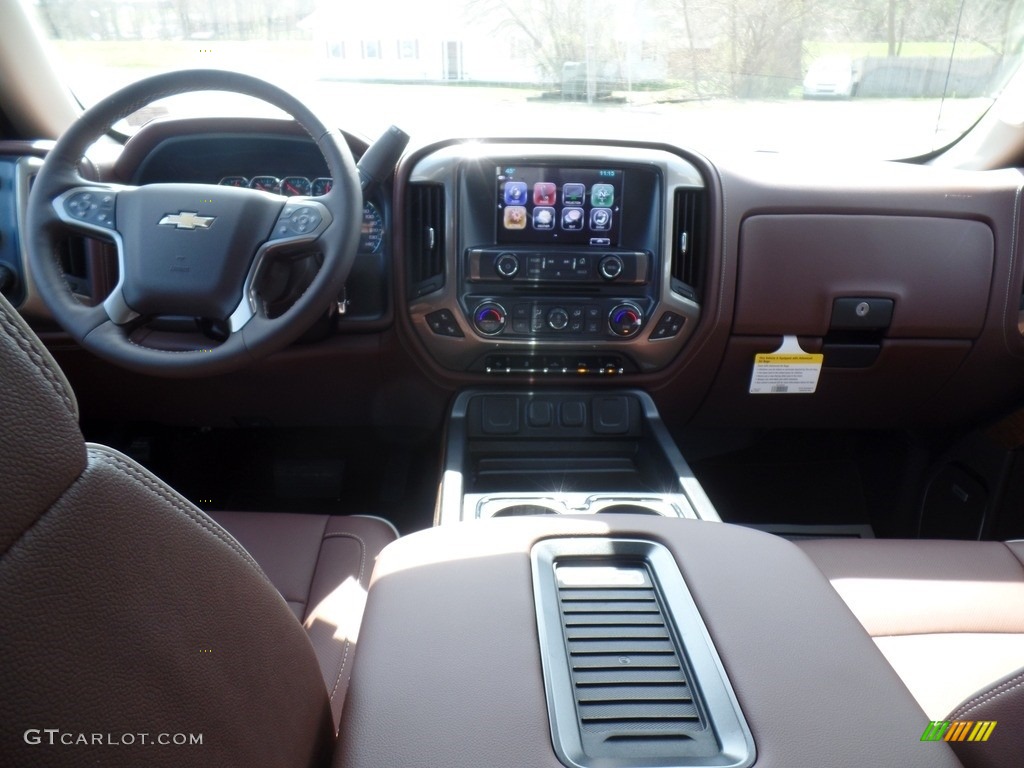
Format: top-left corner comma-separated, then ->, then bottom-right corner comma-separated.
25,69 -> 362,377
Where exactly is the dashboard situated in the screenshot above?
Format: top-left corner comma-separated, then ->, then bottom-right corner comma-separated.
4,117 -> 1024,433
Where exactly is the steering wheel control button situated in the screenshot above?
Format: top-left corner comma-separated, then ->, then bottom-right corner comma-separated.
651,312 -> 685,339
62,190 -> 116,230
473,302 -> 507,335
273,202 -> 330,240
599,254 -> 624,280
609,303 -> 643,337
495,252 -> 520,278
425,309 -> 464,338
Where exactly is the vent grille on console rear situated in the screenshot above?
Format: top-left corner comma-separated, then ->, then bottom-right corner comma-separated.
406,183 -> 446,297
671,188 -> 708,301
532,539 -> 755,768
557,569 -> 714,760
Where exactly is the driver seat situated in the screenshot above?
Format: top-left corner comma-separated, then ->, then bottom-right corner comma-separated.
0,292 -> 395,767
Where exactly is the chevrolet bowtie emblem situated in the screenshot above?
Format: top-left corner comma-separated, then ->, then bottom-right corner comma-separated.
158,212 -> 215,230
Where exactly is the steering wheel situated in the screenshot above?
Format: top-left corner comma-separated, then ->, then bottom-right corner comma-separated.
26,69 -> 362,377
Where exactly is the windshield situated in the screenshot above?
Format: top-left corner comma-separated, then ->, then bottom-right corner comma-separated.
22,0 -> 1024,159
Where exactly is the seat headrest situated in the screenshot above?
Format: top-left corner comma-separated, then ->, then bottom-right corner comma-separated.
0,293 -> 86,554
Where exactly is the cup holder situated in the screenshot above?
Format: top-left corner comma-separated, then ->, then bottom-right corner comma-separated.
592,504 -> 662,515
477,495 -> 688,519
491,504 -> 560,517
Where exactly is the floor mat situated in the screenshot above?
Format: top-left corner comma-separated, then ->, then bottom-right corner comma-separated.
690,430 -> 874,528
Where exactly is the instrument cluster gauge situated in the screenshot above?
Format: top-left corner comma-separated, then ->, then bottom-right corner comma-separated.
312,177 -> 333,196
218,176 -> 248,187
280,176 -> 312,197
360,202 -> 384,254
248,175 -> 280,194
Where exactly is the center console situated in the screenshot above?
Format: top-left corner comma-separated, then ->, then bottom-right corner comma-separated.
436,389 -> 720,525
404,143 -> 708,374
343,384 -> 959,766
336,516 -> 959,768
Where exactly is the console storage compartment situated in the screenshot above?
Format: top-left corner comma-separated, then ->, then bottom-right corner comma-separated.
335,517 -> 960,768
437,390 -> 718,523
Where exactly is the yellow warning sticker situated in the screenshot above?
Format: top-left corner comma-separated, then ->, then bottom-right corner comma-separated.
749,336 -> 823,394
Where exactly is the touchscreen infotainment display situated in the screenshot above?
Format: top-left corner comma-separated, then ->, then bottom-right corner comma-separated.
495,165 -> 623,247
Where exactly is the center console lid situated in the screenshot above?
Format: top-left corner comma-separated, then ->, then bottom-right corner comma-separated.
335,517 -> 961,768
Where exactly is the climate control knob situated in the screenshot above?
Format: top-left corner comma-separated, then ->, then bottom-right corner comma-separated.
494,252 -> 520,279
608,303 -> 643,338
547,307 -> 570,330
599,255 -> 624,280
473,302 -> 507,336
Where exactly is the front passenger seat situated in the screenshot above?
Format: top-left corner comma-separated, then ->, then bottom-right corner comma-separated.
0,292 -> 394,767
799,538 -> 1024,768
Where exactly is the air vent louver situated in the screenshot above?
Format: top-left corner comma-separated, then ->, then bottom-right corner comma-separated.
671,188 -> 708,301
533,539 -> 755,768
556,569 -> 717,761
406,183 -> 445,297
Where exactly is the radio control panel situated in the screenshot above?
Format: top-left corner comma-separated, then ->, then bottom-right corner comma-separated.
467,248 -> 649,285
405,143 -> 705,375
467,297 -> 650,340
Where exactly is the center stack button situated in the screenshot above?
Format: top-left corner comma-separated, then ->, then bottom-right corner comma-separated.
495,252 -> 519,279
599,254 -> 624,280
547,307 -> 570,330
473,302 -> 507,335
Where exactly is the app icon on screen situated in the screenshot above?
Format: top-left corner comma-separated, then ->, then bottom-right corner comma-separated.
504,206 -> 527,230
562,183 -> 585,206
591,183 -> 614,207
590,208 -> 612,231
504,182 -> 528,205
533,207 -> 556,230
533,182 -> 556,205
561,207 -> 585,231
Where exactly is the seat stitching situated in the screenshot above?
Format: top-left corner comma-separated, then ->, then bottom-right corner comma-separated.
949,670 -> 1024,719
91,448 -> 269,581
294,515 -> 329,620
316,531 -> 367,703
0,300 -> 75,416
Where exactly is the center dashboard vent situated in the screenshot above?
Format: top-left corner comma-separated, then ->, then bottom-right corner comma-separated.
671,188 -> 708,302
406,183 -> 446,298
532,538 -> 754,768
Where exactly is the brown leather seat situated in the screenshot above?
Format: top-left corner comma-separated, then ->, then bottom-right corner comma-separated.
799,538 -> 1024,768
209,510 -> 397,725
0,292 -> 395,767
